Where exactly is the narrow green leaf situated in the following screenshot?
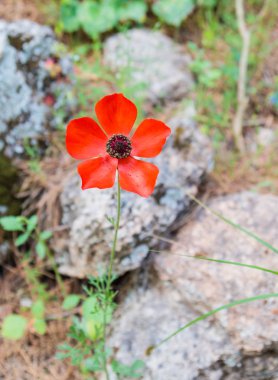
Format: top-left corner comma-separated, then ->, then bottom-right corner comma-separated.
190,255 -> 278,275
151,249 -> 278,277
2,314 -> 28,340
62,294 -> 81,310
189,195 -> 278,254
105,215 -> 115,226
151,293 -> 278,351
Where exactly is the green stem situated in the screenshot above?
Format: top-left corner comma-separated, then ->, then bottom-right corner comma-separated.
107,179 -> 121,292
35,229 -> 66,297
103,179 -> 121,380
45,248 -> 66,297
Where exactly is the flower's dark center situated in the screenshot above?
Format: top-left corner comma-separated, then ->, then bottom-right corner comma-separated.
106,134 -> 132,159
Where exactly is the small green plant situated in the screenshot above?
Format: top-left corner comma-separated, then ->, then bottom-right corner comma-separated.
0,215 -> 53,258
1,314 -> 28,340
57,275 -> 145,379
188,42 -> 222,88
58,0 -> 222,40
148,194 -> 278,353
152,0 -> 195,27
59,0 -> 147,40
0,214 -> 64,340
23,139 -> 42,173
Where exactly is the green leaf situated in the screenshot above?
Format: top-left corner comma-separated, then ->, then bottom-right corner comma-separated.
152,0 -> 195,27
26,215 -> 38,233
82,296 -> 98,318
78,0 -> 118,39
83,356 -> 103,372
2,314 -> 28,340
62,294 -> 81,310
117,0 -> 147,22
112,359 -> 145,378
15,232 -> 30,246
197,0 -> 218,7
39,230 -> 53,241
82,296 -> 113,341
83,319 -> 103,341
105,215 -> 115,226
31,300 -> 45,319
60,0 -> 80,32
0,216 -> 25,232
33,318 -> 47,335
152,292 -> 278,350
35,241 -> 47,259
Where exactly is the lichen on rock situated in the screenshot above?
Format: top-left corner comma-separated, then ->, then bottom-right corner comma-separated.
0,19 -> 75,157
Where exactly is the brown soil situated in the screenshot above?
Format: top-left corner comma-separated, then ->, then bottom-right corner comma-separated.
0,0 -> 44,23
209,143 -> 278,197
0,268 -> 82,380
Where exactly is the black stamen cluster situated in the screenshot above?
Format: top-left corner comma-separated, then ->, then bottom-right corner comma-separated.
106,134 -> 132,159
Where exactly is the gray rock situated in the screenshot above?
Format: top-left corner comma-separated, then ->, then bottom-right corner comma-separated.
103,29 -> 193,104
256,127 -> 277,147
59,103 -> 213,278
109,192 -> 278,379
0,19 -> 75,157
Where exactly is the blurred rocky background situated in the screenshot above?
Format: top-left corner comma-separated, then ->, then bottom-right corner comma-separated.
0,1 -> 277,379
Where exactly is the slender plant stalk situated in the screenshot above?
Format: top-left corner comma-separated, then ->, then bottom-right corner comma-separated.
107,179 -> 121,292
150,248 -> 278,277
35,227 -> 66,297
187,194 -> 278,254
150,292 -> 278,351
103,179 -> 121,380
45,248 -> 66,297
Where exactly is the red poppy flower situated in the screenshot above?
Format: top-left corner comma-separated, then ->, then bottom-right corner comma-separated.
66,93 -> 171,197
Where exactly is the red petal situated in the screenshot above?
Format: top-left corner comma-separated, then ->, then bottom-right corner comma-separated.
95,93 -> 137,136
131,119 -> 171,158
78,155 -> 118,190
118,156 -> 159,197
66,117 -> 107,159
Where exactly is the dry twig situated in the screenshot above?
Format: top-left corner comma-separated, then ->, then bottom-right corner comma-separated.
233,0 -> 271,153
233,0 -> 251,153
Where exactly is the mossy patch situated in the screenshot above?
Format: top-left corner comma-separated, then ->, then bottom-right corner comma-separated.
0,154 -> 21,215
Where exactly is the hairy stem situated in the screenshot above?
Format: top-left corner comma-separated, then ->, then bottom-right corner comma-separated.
108,179 -> 121,289
103,179 -> 121,380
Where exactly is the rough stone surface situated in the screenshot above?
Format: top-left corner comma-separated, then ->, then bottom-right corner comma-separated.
59,103 -> 213,278
103,29 -> 193,104
256,127 -> 277,147
0,19 -> 74,157
109,192 -> 278,379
